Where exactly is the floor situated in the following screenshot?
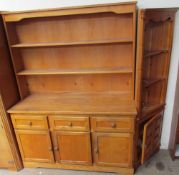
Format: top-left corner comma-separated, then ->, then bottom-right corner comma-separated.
0,150 -> 178,175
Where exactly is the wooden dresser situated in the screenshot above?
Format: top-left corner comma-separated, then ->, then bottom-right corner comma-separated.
2,2 -> 177,175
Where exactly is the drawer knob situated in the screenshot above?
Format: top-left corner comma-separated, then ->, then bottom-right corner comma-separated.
28,121 -> 32,126
69,122 -> 73,127
111,122 -> 117,128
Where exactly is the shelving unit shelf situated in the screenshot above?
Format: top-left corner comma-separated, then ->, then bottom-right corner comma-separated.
11,39 -> 133,48
17,67 -> 133,76
144,50 -> 168,58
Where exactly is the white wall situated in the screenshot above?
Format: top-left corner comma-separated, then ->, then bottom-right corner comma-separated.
0,0 -> 178,149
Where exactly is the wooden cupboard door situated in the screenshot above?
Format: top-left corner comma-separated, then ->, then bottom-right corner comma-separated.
141,113 -> 163,164
92,133 -> 133,167
53,131 -> 92,165
15,130 -> 54,163
0,119 -> 13,168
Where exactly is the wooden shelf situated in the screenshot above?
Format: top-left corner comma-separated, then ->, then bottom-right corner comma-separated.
144,50 -> 168,58
142,103 -> 165,117
17,67 -> 133,76
7,92 -> 137,115
11,39 -> 133,48
143,78 -> 165,88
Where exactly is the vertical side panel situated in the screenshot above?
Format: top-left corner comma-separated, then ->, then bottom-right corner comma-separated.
135,10 -> 145,114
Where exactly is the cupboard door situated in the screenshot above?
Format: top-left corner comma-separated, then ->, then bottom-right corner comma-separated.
141,113 -> 163,164
92,133 -> 133,167
15,130 -> 54,163
53,131 -> 92,165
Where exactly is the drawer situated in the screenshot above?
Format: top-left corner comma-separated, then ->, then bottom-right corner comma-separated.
49,115 -> 89,131
11,114 -> 48,130
91,116 -> 134,133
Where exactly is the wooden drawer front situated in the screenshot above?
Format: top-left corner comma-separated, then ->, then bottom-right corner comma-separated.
91,117 -> 134,133
49,116 -> 90,131
11,114 -> 48,130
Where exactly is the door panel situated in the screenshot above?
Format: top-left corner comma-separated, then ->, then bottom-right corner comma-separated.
92,133 -> 133,167
0,118 -> 13,168
53,131 -> 92,165
141,113 -> 163,164
15,130 -> 54,163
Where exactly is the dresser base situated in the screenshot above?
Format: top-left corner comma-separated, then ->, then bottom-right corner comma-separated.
24,162 -> 134,175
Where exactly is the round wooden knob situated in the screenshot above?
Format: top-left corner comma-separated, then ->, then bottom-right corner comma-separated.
111,123 -> 117,128
69,122 -> 73,127
28,121 -> 32,126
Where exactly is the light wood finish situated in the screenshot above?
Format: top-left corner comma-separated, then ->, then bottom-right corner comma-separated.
92,132 -> 133,167
91,117 -> 134,133
49,115 -> 89,131
15,129 -> 54,163
4,3 -> 137,174
52,131 -> 92,165
11,114 -> 48,130
141,112 -> 163,164
8,93 -> 137,115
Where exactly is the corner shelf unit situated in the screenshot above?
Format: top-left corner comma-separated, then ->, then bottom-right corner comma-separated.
135,8 -> 177,167
136,9 -> 176,120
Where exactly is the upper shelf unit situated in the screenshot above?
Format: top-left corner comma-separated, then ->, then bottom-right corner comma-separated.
3,3 -> 136,100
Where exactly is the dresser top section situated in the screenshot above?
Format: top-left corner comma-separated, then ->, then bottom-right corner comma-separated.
8,93 -> 137,116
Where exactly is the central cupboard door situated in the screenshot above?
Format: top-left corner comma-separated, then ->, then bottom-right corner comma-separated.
53,131 -> 92,165
15,130 -> 54,163
92,133 -> 133,167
